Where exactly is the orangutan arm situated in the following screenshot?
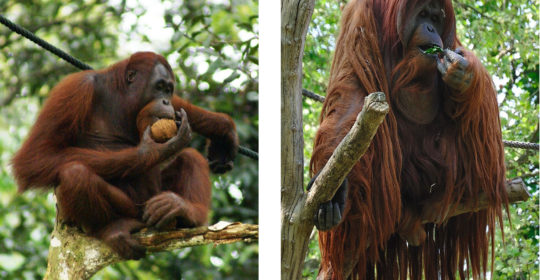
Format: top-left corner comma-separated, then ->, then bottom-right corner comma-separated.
308,92 -> 362,231
171,95 -> 238,173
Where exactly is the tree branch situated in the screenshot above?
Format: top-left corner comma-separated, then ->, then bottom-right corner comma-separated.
421,177 -> 530,224
304,92 -> 389,215
44,221 -> 258,280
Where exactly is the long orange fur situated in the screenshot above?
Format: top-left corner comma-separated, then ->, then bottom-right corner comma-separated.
310,0 -> 506,279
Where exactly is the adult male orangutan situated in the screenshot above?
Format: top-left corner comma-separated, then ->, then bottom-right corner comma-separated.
310,0 -> 506,279
12,52 -> 238,259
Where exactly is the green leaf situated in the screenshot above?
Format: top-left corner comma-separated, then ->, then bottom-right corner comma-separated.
424,45 -> 444,54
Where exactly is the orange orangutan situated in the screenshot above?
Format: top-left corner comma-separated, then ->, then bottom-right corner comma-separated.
12,52 -> 238,259
310,0 -> 507,279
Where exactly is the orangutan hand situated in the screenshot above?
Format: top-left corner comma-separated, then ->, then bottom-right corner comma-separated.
437,48 -> 473,92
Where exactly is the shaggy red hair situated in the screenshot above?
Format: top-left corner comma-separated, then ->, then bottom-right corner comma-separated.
310,0 -> 506,279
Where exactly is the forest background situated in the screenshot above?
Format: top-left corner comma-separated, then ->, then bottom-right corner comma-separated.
0,0 -> 537,279
0,0 -> 259,279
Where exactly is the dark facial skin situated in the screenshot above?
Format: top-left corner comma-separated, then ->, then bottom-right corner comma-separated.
83,63 -> 178,148
404,0 -> 472,91
395,0 -> 473,125
132,63 -> 176,125
135,63 -> 192,157
141,63 -> 175,104
399,0 -> 445,51
135,64 -> 177,138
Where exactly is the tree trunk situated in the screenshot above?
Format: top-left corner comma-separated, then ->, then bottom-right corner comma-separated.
281,0 -> 316,279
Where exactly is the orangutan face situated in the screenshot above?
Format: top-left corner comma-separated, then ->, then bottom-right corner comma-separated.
400,0 -> 445,56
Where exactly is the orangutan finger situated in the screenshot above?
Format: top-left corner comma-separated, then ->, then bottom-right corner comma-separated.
437,59 -> 448,76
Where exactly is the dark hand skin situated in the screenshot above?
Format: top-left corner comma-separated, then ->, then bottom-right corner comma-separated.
143,191 -> 191,229
207,130 -> 238,174
307,173 -> 348,231
139,108 -> 192,161
139,109 -> 196,229
98,219 -> 147,260
437,48 -> 473,92
170,95 -> 238,174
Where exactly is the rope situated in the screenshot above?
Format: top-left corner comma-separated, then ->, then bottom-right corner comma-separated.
239,146 -> 258,160
0,15 -> 258,160
302,89 -> 326,102
302,88 -> 538,151
503,140 -> 539,151
302,89 -> 325,102
0,15 -> 92,70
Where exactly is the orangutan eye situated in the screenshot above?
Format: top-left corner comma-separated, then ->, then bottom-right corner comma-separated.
431,15 -> 439,22
156,80 -> 165,91
419,10 -> 428,18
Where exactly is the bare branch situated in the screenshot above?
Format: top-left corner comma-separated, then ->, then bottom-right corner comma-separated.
422,178 -> 530,224
304,92 -> 389,216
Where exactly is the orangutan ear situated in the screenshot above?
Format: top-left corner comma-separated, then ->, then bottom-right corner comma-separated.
127,70 -> 137,84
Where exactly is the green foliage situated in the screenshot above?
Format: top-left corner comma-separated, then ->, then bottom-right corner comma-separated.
302,0 -> 342,183
454,1 -> 539,277
302,232 -> 321,279
302,0 -> 539,278
494,191 -> 539,279
0,0 -> 258,279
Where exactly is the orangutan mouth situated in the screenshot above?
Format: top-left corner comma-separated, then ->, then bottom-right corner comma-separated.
419,43 -> 443,55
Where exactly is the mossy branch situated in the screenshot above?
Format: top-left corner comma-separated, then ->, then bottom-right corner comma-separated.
44,221 -> 258,280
